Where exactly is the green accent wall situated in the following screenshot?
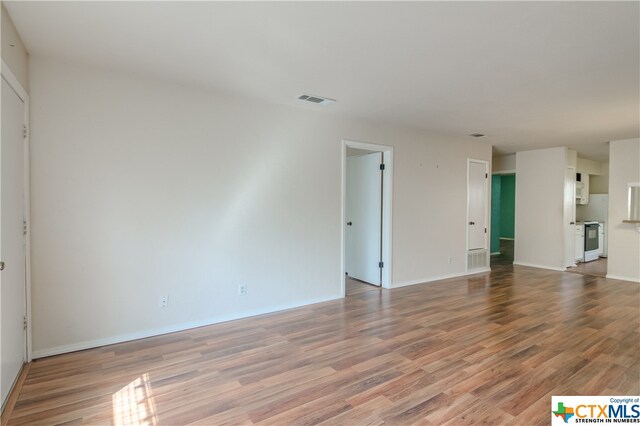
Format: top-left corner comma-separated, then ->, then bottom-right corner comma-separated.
500,175 -> 515,239
491,175 -> 501,253
491,174 -> 516,253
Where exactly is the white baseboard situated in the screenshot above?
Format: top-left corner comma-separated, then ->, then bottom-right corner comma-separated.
392,268 -> 491,289
32,294 -> 343,359
513,262 -> 565,272
605,274 -> 640,283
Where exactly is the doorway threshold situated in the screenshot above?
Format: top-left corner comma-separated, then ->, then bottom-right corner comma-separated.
345,276 -> 381,296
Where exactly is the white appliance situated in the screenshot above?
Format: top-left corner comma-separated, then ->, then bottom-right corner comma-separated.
583,221 -> 600,262
576,194 -> 608,257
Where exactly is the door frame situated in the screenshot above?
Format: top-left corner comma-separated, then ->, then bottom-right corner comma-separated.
466,158 -> 489,251
1,60 -> 32,363
564,166 -> 576,268
341,140 -> 393,295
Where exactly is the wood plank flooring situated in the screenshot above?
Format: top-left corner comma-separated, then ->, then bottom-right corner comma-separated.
490,239 -> 514,268
6,265 -> 640,425
566,257 -> 608,278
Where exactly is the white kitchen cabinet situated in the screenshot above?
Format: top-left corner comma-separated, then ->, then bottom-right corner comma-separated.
598,222 -> 607,257
575,224 -> 584,262
576,174 -> 589,204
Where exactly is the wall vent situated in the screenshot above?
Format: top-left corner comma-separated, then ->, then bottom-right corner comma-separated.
298,93 -> 336,105
467,249 -> 488,270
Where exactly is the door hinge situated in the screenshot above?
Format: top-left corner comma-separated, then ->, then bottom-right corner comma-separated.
380,164 -> 385,171
23,125 -> 27,139
485,228 -> 487,233
485,173 -> 488,178
23,316 -> 27,330
378,261 -> 384,268
23,220 -> 27,236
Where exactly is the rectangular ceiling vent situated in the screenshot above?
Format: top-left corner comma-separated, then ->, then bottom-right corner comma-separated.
298,94 -> 336,105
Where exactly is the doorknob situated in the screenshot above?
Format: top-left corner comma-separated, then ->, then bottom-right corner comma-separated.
570,221 -> 575,225
469,221 -> 475,225
346,222 -> 353,226
0,261 -> 4,271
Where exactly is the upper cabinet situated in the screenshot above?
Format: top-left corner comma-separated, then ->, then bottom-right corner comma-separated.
576,173 -> 589,204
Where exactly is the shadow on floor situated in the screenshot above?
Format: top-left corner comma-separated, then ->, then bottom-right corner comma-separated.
491,238 -> 514,268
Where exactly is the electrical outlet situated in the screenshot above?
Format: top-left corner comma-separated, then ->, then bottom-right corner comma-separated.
238,284 -> 247,296
160,295 -> 168,308
448,257 -> 452,264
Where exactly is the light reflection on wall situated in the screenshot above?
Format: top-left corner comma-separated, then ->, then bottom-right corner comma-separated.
112,373 -> 158,426
212,142 -> 288,245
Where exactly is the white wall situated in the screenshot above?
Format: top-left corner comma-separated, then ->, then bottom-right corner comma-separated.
1,3 -> 28,92
590,162 -> 609,194
29,57 -> 491,357
576,194 -> 608,223
576,157 -> 603,176
514,147 -> 568,270
607,138 -> 640,282
492,154 -> 515,173
577,156 -> 608,194
567,149 -> 577,169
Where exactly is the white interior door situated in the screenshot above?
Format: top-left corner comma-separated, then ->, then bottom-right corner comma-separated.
346,152 -> 382,285
467,160 -> 488,250
564,166 -> 576,267
1,76 -> 27,406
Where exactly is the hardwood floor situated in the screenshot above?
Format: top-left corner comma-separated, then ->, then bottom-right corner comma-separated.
345,276 -> 381,296
566,257 -> 608,278
6,265 -> 639,425
490,239 -> 514,268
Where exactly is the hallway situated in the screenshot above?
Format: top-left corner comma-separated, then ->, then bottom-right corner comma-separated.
490,239 -> 514,268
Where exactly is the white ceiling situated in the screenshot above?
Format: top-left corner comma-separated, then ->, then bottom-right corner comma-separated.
6,1 -> 639,161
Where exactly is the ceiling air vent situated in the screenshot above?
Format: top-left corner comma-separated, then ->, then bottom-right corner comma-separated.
298,94 -> 336,105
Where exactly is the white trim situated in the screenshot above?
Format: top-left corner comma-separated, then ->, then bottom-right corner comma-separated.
490,251 -> 501,255
564,166 -> 577,268
1,61 -> 27,103
32,294 -> 342,359
605,274 -> 640,283
1,60 -> 32,363
341,140 -> 394,293
513,261 -> 565,272
499,237 -> 514,241
628,182 -> 640,223
392,268 -> 491,289
466,159 -> 490,271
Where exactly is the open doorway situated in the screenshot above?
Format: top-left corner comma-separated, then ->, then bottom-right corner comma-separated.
566,161 -> 609,278
490,173 -> 515,267
341,140 -> 393,296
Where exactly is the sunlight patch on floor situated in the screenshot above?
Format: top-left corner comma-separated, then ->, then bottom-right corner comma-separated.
112,373 -> 158,426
